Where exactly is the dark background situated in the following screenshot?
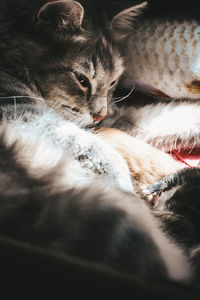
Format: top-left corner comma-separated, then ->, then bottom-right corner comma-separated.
107,0 -> 200,19
144,0 -> 200,19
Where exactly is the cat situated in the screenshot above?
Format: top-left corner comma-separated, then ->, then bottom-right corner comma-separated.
0,0 -> 192,285
0,0 -> 124,127
0,0 -> 149,127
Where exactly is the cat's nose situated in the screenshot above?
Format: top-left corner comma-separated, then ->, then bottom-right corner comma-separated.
93,105 -> 107,122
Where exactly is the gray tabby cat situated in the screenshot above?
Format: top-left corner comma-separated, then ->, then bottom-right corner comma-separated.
0,0 -> 192,284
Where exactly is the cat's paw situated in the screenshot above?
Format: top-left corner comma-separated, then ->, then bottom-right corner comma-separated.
143,180 -> 170,204
143,169 -> 195,208
56,122 -> 134,193
145,168 -> 200,202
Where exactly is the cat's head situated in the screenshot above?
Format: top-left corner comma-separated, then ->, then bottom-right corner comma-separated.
1,0 -> 146,127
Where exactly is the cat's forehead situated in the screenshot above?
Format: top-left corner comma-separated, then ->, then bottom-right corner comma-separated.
92,38 -> 124,79
67,37 -> 124,80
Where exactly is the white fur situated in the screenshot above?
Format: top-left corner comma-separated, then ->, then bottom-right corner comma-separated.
111,101 -> 200,152
2,107 -> 134,194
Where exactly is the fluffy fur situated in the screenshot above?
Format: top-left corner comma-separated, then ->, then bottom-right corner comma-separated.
108,101 -> 200,152
95,127 -> 183,193
0,102 -> 191,283
104,99 -> 200,286
0,0 -> 193,285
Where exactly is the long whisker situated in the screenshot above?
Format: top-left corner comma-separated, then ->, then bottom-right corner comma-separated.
0,95 -> 88,127
0,95 -> 44,119
0,95 -> 44,101
113,81 -> 135,104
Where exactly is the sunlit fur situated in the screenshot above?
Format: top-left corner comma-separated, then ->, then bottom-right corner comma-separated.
106,101 -> 200,153
0,0 -> 193,284
95,127 -> 183,194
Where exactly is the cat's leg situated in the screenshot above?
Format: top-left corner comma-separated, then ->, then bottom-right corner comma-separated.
53,122 -> 134,194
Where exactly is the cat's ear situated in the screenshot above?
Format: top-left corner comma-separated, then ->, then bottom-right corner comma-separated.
35,0 -> 84,35
110,1 -> 147,42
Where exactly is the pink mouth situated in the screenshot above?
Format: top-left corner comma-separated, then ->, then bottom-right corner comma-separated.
169,148 -> 200,168
93,115 -> 106,122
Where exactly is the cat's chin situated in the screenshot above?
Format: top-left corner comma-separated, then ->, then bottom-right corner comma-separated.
86,120 -> 104,129
76,114 -> 105,128
62,113 -> 94,128
81,115 -> 95,128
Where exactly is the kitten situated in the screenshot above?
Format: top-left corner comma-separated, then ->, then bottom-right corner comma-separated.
0,0 -> 148,127
0,0 -> 191,284
0,0 -> 122,126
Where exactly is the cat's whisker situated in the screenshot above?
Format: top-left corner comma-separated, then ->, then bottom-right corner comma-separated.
78,119 -> 86,128
113,82 -> 135,104
0,95 -> 44,102
0,96 -> 90,127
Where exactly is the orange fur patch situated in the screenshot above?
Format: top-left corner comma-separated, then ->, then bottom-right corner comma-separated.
95,128 -> 182,192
